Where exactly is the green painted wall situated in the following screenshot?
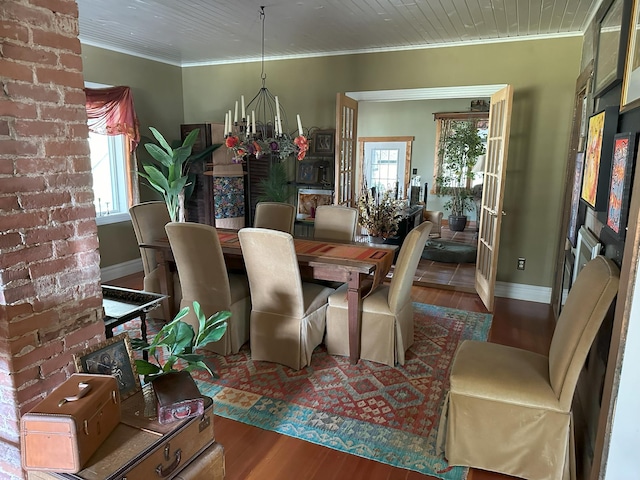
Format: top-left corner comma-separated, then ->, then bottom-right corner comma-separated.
182,36 -> 583,287
81,44 -> 184,268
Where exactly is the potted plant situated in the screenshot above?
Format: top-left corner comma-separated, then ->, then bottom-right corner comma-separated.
436,120 -> 486,231
131,301 -> 229,380
138,127 -> 220,222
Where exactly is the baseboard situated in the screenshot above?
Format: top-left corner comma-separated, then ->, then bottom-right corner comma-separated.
101,259 -> 143,283
100,259 -> 551,304
495,281 -> 552,304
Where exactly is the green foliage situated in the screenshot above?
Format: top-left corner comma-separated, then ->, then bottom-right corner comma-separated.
436,120 -> 486,216
131,301 -> 229,379
257,160 -> 293,202
138,127 -> 220,222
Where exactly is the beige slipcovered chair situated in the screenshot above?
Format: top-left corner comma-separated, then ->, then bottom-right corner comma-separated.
324,221 -> 433,367
238,228 -> 335,370
253,201 -> 296,234
165,222 -> 251,355
438,255 -> 620,480
129,201 -> 181,320
313,205 -> 359,242
423,210 -> 443,238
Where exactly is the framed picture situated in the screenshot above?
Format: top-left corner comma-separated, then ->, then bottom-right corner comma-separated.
622,0 -> 640,110
296,159 -> 317,184
572,226 -> 602,285
296,188 -> 333,219
593,0 -> 630,97
74,333 -> 141,400
604,132 -> 636,240
312,130 -> 335,155
580,106 -> 619,211
568,152 -> 586,248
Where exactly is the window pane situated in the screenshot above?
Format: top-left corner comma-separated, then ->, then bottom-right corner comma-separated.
88,132 -> 128,217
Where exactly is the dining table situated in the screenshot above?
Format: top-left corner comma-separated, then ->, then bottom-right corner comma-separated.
139,229 -> 397,365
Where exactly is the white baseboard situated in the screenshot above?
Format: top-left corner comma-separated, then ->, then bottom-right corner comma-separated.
495,281 -> 552,304
101,259 -> 143,283
100,260 -> 551,304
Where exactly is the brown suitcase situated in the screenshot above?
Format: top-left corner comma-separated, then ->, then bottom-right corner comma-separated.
21,374 -> 121,473
174,442 -> 225,480
27,386 -> 215,479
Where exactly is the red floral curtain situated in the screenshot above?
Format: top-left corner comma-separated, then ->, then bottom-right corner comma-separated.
85,86 -> 140,205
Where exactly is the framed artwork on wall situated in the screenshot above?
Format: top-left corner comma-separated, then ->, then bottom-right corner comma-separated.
622,0 -> 640,110
604,132 -> 636,240
593,0 -> 630,97
312,130 -> 335,155
581,106 -> 619,211
568,152 -> 586,248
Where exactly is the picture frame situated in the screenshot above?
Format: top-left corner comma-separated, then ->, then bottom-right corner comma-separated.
580,106 -> 619,211
621,0 -> 640,111
296,188 -> 333,219
604,132 -> 636,240
73,332 -> 141,400
572,226 -> 602,285
312,130 -> 335,155
296,159 -> 317,184
593,0 -> 630,97
568,152 -> 586,248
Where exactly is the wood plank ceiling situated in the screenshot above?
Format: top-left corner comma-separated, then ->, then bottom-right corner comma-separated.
76,0 -> 602,67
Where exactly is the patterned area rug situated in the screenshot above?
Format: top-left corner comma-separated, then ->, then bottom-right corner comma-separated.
170,303 -> 492,480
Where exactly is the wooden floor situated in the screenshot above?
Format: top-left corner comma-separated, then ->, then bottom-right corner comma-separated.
111,270 -> 554,480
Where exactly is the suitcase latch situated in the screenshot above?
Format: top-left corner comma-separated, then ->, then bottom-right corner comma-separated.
199,414 -> 210,433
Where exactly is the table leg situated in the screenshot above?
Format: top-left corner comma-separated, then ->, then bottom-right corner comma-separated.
347,271 -> 365,365
140,312 -> 148,361
155,250 -> 175,321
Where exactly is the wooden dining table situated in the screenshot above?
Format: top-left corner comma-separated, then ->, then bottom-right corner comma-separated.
140,229 -> 397,364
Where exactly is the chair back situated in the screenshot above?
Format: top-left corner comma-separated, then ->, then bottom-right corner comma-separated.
253,202 -> 296,234
313,205 -> 359,242
388,221 -> 433,312
548,255 -> 619,409
129,201 -> 171,275
238,228 -> 304,317
165,222 -> 232,310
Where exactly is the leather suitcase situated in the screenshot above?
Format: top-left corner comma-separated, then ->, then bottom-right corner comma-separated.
174,442 -> 225,480
28,385 -> 215,479
21,374 -> 121,473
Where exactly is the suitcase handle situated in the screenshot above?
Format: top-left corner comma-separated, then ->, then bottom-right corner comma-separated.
57,382 -> 92,407
156,447 -> 181,477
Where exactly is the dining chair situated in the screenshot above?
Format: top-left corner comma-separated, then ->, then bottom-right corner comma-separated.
324,220 -> 433,367
438,255 -> 619,480
313,205 -> 359,242
165,222 -> 251,355
129,201 -> 181,320
237,227 -> 335,370
253,201 -> 296,234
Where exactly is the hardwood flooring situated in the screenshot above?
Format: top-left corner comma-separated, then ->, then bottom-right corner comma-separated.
110,271 -> 554,480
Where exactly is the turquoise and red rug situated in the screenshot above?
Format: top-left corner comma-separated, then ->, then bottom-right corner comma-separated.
175,303 -> 491,480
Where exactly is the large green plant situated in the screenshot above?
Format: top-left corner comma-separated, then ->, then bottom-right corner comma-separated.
138,127 -> 220,222
257,160 -> 294,202
132,301 -> 229,379
436,120 -> 486,217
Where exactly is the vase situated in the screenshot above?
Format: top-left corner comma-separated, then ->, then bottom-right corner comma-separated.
448,215 -> 468,232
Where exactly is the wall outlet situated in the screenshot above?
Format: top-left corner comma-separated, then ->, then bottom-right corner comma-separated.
517,257 -> 526,270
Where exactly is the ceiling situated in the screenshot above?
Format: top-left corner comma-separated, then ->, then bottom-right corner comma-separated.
77,0 -> 602,67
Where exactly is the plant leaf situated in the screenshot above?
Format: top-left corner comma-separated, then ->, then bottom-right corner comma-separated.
135,359 -> 161,375
149,126 -> 173,156
144,143 -> 173,167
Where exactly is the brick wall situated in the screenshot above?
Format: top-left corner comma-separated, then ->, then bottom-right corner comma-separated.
0,1 -> 104,477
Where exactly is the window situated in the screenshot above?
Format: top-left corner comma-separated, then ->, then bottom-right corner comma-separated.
358,137 -> 413,198
88,130 -> 129,224
432,112 -> 489,194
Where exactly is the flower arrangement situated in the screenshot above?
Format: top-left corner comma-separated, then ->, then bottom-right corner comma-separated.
357,183 -> 406,239
226,134 -> 308,163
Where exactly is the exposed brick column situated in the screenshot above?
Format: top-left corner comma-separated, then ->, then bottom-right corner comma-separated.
0,1 -> 104,477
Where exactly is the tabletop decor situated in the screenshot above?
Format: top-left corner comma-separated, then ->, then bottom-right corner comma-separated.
357,183 -> 405,239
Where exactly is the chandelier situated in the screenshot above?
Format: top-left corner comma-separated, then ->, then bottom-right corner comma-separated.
224,6 -> 308,163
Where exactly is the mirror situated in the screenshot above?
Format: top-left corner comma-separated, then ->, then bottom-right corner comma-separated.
357,136 -> 413,197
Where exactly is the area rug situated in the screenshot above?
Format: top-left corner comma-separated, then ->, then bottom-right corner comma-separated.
168,303 -> 492,480
422,239 -> 477,264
